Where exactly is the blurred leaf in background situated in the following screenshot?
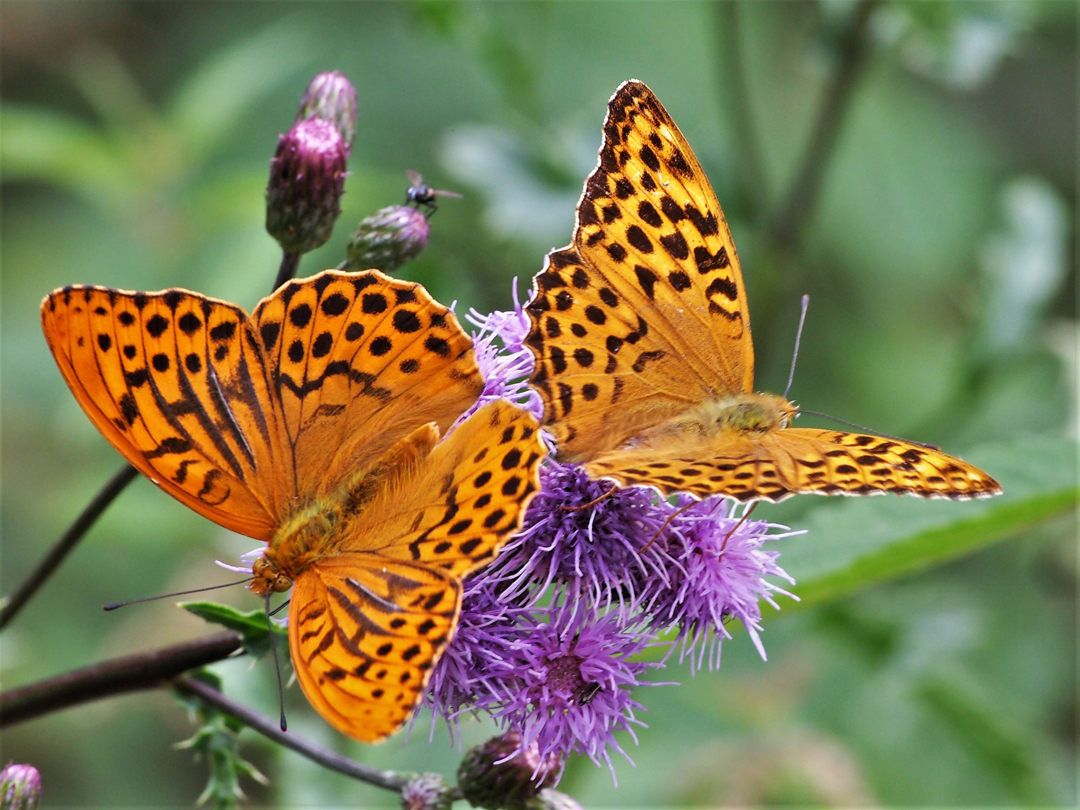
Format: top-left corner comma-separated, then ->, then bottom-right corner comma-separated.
1,1 -> 1074,806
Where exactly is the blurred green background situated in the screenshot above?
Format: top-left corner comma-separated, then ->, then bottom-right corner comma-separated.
1,1 -> 1075,806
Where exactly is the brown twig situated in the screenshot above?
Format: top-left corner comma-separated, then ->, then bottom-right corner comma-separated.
0,464 -> 139,630
768,0 -> 880,252
0,632 -> 243,726
173,676 -> 412,793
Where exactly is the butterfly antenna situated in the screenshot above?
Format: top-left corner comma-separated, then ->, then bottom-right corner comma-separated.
798,410 -> 941,451
103,577 -> 253,611
783,295 -> 810,399
265,592 -> 288,732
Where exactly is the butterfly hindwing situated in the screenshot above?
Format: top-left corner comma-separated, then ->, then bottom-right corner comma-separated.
289,557 -> 460,743
585,428 -> 1001,501
41,285 -> 281,538
252,270 -> 483,503
348,400 -> 546,579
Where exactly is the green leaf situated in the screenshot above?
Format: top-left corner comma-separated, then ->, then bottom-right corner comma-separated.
181,600 -> 288,659
0,104 -> 135,212
166,18 -> 314,161
773,434 -> 1077,607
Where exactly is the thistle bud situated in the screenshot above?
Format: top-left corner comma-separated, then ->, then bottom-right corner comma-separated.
457,732 -> 561,810
0,764 -> 41,810
343,205 -> 429,274
525,790 -> 584,810
400,772 -> 453,810
265,118 -> 347,254
297,71 -> 358,152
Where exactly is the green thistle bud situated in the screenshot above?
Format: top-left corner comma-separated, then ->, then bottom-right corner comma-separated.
0,764 -> 41,810
400,772 -> 453,810
457,732 -> 561,810
265,118 -> 348,254
297,71 -> 358,152
343,205 -> 429,274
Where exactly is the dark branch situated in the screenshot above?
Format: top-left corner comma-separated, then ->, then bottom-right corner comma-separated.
173,676 -> 410,792
273,251 -> 301,291
714,1 -> 768,221
768,0 -> 880,251
0,631 -> 242,726
0,463 -> 139,630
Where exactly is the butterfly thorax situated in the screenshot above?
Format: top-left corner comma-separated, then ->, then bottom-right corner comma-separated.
623,393 -> 797,451
250,501 -> 343,596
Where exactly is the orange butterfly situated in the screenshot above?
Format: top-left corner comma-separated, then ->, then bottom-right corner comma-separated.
42,270 -> 545,741
525,80 -> 999,503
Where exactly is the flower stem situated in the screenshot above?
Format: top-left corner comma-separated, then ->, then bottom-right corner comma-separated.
174,676 -> 410,792
0,632 -> 243,726
768,0 -> 880,251
273,251 -> 301,291
0,463 -> 139,630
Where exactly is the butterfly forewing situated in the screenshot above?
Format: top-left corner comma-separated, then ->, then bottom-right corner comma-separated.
252,271 -> 483,503
41,286 -> 282,538
289,557 -> 460,743
526,80 -> 753,462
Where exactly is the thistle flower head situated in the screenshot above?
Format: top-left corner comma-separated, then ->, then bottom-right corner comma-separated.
484,605 -> 660,783
461,281 -> 544,424
457,732 -> 561,810
343,205 -> 430,274
265,117 -> 348,254
643,497 -> 798,671
486,462 -> 669,614
400,772 -> 453,810
0,764 -> 41,810
297,70 -> 358,151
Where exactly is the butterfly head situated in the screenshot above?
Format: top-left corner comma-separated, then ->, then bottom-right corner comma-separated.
250,556 -> 293,596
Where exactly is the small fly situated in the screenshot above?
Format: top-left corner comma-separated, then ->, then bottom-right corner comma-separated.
405,169 -> 462,217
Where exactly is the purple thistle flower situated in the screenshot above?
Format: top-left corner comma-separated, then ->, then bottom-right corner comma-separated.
463,280 -> 544,422
297,70 -> 358,152
265,117 -> 348,254
483,462 -> 671,617
400,772 -> 453,810
0,764 -> 41,810
481,604 -> 661,784
641,496 -> 799,672
425,575 -> 526,740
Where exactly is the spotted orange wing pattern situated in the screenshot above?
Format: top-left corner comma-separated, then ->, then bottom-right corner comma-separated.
526,79 -> 752,462
288,400 -> 545,742
41,285 -> 284,539
585,428 -> 1002,501
524,79 -> 1001,503
251,270 -> 483,504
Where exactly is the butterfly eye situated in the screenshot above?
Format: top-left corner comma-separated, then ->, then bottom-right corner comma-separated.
271,574 -> 293,593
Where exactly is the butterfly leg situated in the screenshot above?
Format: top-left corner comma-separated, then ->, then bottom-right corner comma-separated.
558,483 -> 619,512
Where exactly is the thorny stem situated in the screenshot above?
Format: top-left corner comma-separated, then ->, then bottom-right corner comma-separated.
273,250 -> 302,291
768,0 -> 880,252
174,676 -> 414,793
0,632 -> 243,726
0,464 -> 139,630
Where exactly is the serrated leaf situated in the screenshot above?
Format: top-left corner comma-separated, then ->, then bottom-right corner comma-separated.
773,434 -> 1077,607
181,600 -> 288,659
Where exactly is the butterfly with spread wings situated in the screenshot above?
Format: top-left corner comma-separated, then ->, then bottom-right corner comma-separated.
524,80 -> 1000,503
42,269 -> 546,742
